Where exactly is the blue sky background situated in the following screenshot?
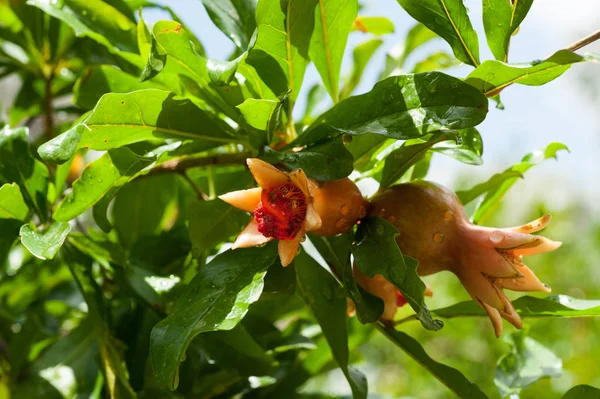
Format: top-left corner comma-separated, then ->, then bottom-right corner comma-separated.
144,0 -> 600,221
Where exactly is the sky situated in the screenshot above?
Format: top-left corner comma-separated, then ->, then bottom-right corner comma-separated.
142,0 -> 600,219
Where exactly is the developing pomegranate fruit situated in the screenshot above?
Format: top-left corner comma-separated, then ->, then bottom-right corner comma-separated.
366,181 -> 562,337
219,159 -> 365,266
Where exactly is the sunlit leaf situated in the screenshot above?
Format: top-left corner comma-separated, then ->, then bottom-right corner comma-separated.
188,199 -> 248,254
295,251 -> 368,399
395,0 -> 480,67
353,16 -> 394,36
201,0 -> 257,49
352,217 -> 443,331
562,385 -> 600,399
295,72 -> 488,146
309,0 -> 357,102
412,52 -> 459,73
466,51 -> 599,97
150,245 -> 278,390
482,0 -> 533,62
340,38 -> 383,99
432,127 -> 483,165
0,183 -> 29,221
0,126 -> 48,220
20,221 -> 70,261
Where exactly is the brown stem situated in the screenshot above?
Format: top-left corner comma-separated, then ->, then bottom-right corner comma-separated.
179,171 -> 209,201
149,152 -> 250,175
43,74 -> 54,139
565,28 -> 600,52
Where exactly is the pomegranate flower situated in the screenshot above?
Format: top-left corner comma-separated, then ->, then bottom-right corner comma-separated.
369,182 -> 562,337
219,158 -> 322,266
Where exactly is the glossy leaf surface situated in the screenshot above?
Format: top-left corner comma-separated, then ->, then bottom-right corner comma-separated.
20,221 -> 71,260
0,183 -> 29,221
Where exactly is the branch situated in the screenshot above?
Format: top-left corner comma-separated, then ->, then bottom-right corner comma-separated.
566,28 -> 600,52
149,152 -> 251,175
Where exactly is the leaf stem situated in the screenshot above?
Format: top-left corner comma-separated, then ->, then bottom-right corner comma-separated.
565,28 -> 600,52
179,171 -> 208,200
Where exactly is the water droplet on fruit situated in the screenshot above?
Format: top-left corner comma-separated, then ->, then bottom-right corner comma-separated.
300,235 -> 307,242
444,211 -> 454,222
336,218 -> 348,229
433,232 -> 444,243
358,206 -> 367,219
489,230 -> 504,244
340,204 -> 350,216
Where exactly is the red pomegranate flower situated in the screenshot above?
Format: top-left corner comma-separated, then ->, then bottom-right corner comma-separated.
219,159 -> 322,266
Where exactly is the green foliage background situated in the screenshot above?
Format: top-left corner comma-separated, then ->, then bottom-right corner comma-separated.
0,0 -> 599,398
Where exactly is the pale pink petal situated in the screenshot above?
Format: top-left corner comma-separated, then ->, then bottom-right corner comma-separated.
278,230 -> 303,267
508,214 -> 552,234
513,237 -> 562,257
219,188 -> 262,212
499,304 -> 523,330
500,266 -> 551,293
455,268 -> 505,311
304,204 -> 322,232
232,219 -> 273,249
247,158 -> 288,189
479,300 -> 503,338
289,168 -> 310,198
489,230 -> 540,249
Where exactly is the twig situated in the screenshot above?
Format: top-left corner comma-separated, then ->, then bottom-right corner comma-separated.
565,28 -> 600,52
149,152 -> 250,175
179,171 -> 209,201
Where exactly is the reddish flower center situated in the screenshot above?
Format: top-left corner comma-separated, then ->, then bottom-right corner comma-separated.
255,183 -> 307,240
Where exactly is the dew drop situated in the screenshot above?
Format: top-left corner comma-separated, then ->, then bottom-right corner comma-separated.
340,204 -> 350,216
489,230 -> 504,244
432,232 -> 444,243
300,235 -> 307,243
336,218 -> 348,229
443,210 -> 454,222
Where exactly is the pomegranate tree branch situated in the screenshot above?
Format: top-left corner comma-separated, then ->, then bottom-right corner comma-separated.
565,28 -> 600,52
149,152 -> 251,175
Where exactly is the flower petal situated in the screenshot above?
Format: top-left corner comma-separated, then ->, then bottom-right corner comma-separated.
278,230 -> 303,267
479,300 -> 503,338
508,214 -> 552,234
247,158 -> 288,189
500,265 -> 551,293
304,203 -> 322,232
232,218 -> 273,249
289,168 -> 310,198
455,269 -> 505,311
219,188 -> 262,212
513,237 -> 562,257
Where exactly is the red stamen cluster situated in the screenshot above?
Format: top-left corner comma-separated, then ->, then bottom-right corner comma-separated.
255,183 -> 307,240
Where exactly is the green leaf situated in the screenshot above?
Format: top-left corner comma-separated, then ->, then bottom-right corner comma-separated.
432,127 -> 483,165
150,245 -> 278,390
346,134 -> 388,171
0,126 -> 48,220
562,385 -> 600,399
28,0 -> 138,54
380,132 -> 457,188
309,0 -> 357,102
399,23 -> 438,67
188,199 -> 248,254
19,221 -> 71,260
53,148 -> 155,222
495,329 -> 562,398
411,52 -> 460,73
201,0 -> 257,49
63,245 -> 137,399
352,217 -> 442,331
482,0 -> 533,62
353,16 -> 395,36
207,31 -> 257,87
264,137 -> 354,181
0,219 -> 21,263
74,65 -> 163,110
112,174 -> 178,248
295,72 -> 488,146
428,295 -> 600,320
0,183 -> 29,221
40,90 -> 239,163
340,38 -> 383,99
248,0 -> 318,101
310,234 -> 384,323
456,142 -> 568,223
376,324 -> 488,398
237,97 -> 282,144
466,51 -> 599,97
395,0 -> 480,67
37,124 -> 83,164
295,251 -> 368,399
